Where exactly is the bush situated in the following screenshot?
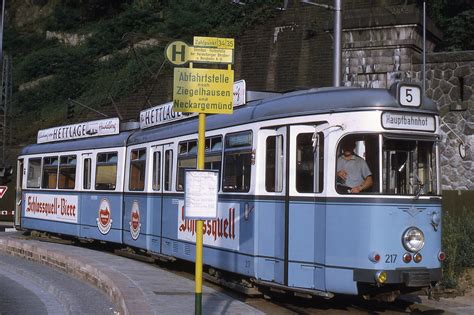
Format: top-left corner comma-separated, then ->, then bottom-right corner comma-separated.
442,209 -> 474,287
163,0 -> 281,39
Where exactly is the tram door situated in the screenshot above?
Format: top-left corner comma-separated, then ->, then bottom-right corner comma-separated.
286,125 -> 326,290
257,128 -> 286,283
148,143 -> 173,254
79,153 -> 94,238
14,159 -> 23,228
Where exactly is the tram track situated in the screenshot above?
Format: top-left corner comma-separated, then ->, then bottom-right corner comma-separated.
19,229 -> 441,315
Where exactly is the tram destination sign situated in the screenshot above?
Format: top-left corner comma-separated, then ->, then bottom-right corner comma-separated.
173,67 -> 234,114
37,117 -> 120,144
382,112 -> 435,132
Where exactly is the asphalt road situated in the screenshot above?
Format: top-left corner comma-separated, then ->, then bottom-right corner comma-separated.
0,251 -> 117,315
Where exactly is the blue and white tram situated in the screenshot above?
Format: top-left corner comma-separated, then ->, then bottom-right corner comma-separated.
16,83 -> 444,299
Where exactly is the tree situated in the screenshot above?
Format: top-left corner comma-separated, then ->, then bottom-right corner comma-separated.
427,0 -> 474,51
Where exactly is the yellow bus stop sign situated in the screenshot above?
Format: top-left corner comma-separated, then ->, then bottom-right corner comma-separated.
173,67 -> 234,114
165,39 -> 234,65
165,41 -> 190,65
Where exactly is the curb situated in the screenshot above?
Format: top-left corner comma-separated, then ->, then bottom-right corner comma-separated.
0,236 -> 153,315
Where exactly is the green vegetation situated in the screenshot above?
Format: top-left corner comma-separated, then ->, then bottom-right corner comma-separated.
6,0 -> 280,140
428,0 -> 474,51
442,209 -> 474,288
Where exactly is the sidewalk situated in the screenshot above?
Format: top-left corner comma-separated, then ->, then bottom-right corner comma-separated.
1,230 -> 473,315
0,231 -> 263,315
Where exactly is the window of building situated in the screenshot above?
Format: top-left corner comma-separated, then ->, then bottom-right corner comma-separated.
83,158 -> 92,190
95,152 -> 118,190
223,131 -> 252,192
42,156 -> 58,189
152,151 -> 161,191
58,155 -> 76,189
129,148 -> 146,191
266,135 -> 284,192
27,158 -> 42,188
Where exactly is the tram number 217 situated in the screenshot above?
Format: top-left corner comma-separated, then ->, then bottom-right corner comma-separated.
385,254 -> 397,263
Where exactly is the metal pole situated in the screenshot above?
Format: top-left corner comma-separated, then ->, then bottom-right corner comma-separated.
422,1 -> 426,97
194,112 -> 205,315
2,59 -> 6,166
333,0 -> 342,87
0,0 -> 4,64
0,0 -> 5,166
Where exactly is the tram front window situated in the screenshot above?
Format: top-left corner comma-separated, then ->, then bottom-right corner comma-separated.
382,137 -> 438,196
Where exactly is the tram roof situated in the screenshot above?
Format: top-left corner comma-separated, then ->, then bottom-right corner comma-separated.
19,130 -> 134,155
18,87 -> 439,154
128,87 -> 438,145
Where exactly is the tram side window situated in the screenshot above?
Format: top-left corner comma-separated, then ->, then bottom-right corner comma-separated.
177,140 -> 197,191
223,131 -> 252,192
129,148 -> 146,191
296,133 -> 324,193
83,158 -> 91,189
266,135 -> 283,192
164,149 -> 173,191
152,151 -> 161,191
42,156 -> 58,189
27,158 -> 42,188
205,136 -> 222,189
58,155 -> 76,189
96,152 -> 118,190
336,134 -> 378,194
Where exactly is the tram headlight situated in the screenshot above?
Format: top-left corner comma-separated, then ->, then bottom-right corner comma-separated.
402,227 -> 425,252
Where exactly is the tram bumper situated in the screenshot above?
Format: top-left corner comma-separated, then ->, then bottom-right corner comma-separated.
353,268 -> 441,287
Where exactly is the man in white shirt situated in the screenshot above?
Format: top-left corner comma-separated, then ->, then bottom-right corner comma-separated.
336,139 -> 373,194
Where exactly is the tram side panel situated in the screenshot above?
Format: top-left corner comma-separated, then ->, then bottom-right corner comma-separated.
122,194 -> 150,251
79,148 -> 126,244
161,196 -> 257,277
79,192 -> 124,243
145,195 -> 163,253
22,190 -> 81,237
254,199 -> 285,284
287,200 -> 327,291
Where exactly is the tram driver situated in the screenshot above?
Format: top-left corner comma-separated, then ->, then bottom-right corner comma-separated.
336,138 -> 373,194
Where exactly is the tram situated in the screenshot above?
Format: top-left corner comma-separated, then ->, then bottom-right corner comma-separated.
15,82 -> 444,299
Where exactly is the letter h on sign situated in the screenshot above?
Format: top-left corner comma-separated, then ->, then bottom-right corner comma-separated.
172,44 -> 186,63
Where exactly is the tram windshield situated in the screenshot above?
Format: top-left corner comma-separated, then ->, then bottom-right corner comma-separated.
336,134 -> 439,196
382,136 -> 439,196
